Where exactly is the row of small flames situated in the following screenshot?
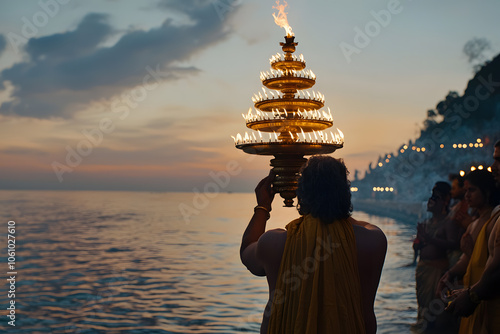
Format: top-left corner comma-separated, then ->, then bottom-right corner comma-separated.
350,187 -> 395,193
242,108 -> 334,123
260,69 -> 316,81
232,128 -> 344,146
460,166 -> 492,176
269,53 -> 305,64
251,88 -> 325,103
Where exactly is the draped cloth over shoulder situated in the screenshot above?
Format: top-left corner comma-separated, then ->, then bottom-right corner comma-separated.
267,214 -> 365,334
459,208 -> 500,334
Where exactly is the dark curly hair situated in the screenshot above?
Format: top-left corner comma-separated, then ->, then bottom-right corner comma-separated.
296,155 -> 352,223
464,169 -> 500,207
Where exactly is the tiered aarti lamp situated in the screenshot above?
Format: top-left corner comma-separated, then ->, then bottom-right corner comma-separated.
232,1 -> 344,207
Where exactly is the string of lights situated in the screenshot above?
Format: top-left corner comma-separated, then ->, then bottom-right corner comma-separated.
376,138 -> 487,168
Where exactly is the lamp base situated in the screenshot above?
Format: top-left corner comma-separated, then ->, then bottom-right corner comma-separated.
270,155 -> 307,207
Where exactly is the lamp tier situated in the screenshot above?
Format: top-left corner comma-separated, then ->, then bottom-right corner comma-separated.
236,142 -> 342,156
271,60 -> 305,72
245,119 -> 333,133
254,97 -> 324,112
262,76 -> 315,91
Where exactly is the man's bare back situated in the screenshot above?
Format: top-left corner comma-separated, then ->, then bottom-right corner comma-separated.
256,217 -> 387,334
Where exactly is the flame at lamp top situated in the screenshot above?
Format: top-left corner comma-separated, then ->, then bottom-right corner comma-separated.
273,0 -> 294,37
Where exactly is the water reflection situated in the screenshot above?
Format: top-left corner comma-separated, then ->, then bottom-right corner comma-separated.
0,191 -> 417,333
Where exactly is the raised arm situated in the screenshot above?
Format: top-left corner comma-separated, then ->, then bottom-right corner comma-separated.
240,171 -> 275,276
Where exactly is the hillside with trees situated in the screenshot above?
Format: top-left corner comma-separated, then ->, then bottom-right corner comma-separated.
352,48 -> 500,203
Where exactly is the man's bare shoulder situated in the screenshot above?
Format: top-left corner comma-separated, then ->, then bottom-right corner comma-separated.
349,217 -> 385,234
349,217 -> 387,249
256,228 -> 287,264
258,228 -> 286,247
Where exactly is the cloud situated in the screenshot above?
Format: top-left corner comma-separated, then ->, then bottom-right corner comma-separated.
0,34 -> 6,56
0,2 -> 239,119
25,13 -> 112,61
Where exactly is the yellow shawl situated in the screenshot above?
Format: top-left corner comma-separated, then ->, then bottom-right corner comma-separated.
459,209 -> 500,334
267,214 -> 365,334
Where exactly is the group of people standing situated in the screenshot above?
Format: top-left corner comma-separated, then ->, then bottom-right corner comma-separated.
414,140 -> 500,333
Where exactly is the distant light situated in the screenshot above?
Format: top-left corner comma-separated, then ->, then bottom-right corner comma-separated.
390,187 -> 394,192
440,144 -> 444,148
453,144 -> 458,149
477,138 -> 482,143
351,187 -> 358,192
480,143 -> 484,147
458,144 -> 462,148
463,143 -> 467,148
460,170 -> 466,177
478,165 -> 484,170
378,162 -> 383,167
417,148 -> 421,152
373,187 -> 377,191
403,145 -> 408,150
385,187 -> 389,192
385,159 -> 390,163
422,147 -> 426,152
475,143 -> 479,148
471,166 -> 477,171
488,167 -> 492,172
469,143 -> 473,148
412,146 -> 416,150
387,155 -> 392,158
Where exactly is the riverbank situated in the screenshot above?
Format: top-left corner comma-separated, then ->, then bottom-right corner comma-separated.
352,198 -> 424,223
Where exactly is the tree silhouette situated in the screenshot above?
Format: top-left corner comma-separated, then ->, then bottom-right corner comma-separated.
436,91 -> 460,116
463,37 -> 492,72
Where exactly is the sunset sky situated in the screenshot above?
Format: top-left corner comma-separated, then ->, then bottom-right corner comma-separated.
0,0 -> 499,192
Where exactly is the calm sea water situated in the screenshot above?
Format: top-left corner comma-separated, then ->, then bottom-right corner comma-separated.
0,190 -> 418,333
